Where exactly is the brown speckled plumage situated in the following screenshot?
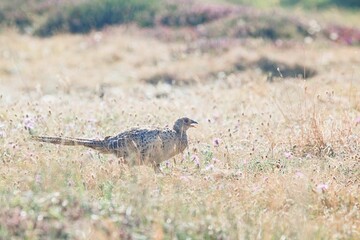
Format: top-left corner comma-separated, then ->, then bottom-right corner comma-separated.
32,117 -> 197,171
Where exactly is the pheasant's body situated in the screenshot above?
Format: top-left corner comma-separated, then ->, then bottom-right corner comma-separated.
32,118 -> 197,170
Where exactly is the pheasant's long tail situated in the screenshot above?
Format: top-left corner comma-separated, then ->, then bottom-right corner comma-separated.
32,136 -> 106,149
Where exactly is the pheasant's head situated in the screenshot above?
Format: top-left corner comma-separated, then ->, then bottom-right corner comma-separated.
173,117 -> 198,133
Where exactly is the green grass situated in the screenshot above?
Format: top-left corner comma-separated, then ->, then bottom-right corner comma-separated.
35,0 -> 160,36
0,0 -> 161,36
1,0 -> 359,37
226,0 -> 360,8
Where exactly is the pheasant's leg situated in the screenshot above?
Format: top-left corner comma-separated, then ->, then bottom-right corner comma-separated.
153,163 -> 163,174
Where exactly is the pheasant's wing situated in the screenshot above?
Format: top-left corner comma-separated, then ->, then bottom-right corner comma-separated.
104,129 -> 161,161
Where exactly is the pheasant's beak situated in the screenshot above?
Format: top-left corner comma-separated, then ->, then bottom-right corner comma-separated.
189,120 -> 198,128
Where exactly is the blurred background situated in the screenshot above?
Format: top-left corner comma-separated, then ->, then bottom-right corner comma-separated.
0,0 -> 359,97
0,0 -> 359,37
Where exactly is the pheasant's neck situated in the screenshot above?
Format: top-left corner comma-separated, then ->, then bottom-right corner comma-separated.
180,131 -> 187,138
175,129 -> 187,138
176,130 -> 188,152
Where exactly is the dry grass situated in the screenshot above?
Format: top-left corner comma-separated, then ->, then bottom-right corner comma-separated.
0,21 -> 359,239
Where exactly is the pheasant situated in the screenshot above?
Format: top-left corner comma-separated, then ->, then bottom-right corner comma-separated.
32,117 -> 198,171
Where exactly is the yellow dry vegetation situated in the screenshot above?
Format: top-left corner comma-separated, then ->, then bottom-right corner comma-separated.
0,24 -> 359,239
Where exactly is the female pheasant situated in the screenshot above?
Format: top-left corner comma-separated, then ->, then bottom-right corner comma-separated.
32,117 -> 198,172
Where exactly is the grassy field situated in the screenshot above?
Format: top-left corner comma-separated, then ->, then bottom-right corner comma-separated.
0,1 -> 359,239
